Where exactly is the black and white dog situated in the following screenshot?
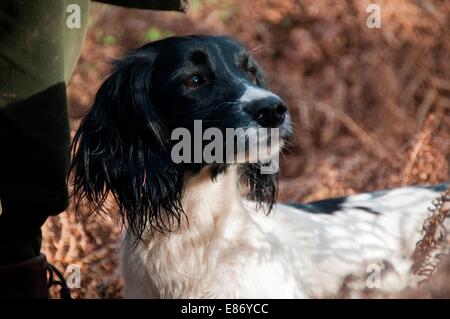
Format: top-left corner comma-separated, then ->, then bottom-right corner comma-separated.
70,35 -> 448,298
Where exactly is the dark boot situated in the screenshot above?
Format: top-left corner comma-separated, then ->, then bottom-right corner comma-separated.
0,210 -> 49,299
0,254 -> 49,299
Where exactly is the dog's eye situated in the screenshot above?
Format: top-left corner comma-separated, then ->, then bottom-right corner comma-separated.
247,64 -> 257,83
184,74 -> 205,89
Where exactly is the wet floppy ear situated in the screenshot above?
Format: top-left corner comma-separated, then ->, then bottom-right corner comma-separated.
69,49 -> 184,238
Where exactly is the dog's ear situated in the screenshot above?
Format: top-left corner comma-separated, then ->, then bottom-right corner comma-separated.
70,49 -> 184,238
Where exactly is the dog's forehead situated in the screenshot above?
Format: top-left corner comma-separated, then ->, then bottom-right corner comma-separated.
158,35 -> 247,64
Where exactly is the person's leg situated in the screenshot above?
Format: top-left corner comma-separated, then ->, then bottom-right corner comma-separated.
0,0 -> 90,297
0,0 -> 186,298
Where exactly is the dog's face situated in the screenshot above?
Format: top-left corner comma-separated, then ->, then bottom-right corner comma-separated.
70,35 -> 291,236
148,36 -> 290,137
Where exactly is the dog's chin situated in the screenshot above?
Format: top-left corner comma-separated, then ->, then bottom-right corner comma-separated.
229,124 -> 289,163
223,138 -> 283,164
248,139 -> 283,162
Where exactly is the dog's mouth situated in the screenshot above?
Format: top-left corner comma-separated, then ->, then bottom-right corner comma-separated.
217,116 -> 291,172
168,112 -> 292,172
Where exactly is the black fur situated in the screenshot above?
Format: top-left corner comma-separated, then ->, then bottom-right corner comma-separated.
70,35 -> 291,238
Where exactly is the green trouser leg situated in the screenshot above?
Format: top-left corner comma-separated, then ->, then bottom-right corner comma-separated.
0,0 -> 90,264
0,0 -> 187,263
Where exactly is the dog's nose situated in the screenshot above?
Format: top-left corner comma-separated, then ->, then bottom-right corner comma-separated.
246,96 -> 288,128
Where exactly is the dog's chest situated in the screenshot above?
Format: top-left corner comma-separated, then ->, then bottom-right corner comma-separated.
123,225 -> 311,298
121,184 -> 444,298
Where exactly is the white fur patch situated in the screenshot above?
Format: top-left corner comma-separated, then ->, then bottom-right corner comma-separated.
239,85 -> 279,103
120,169 -> 446,298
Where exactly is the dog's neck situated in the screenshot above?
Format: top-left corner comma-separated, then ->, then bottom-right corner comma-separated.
126,166 -> 262,298
179,166 -> 247,234
137,166 -> 249,247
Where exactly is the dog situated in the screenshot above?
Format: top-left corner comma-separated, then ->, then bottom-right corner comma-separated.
70,35 -> 448,298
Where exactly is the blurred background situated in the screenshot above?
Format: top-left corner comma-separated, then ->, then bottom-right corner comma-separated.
42,0 -> 450,298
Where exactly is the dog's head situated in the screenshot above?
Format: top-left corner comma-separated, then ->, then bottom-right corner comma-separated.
70,35 -> 292,236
